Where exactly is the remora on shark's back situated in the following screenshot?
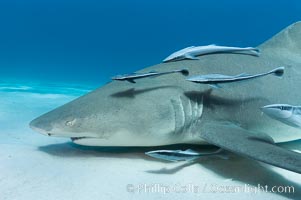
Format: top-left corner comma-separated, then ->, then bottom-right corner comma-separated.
112,69 -> 189,83
186,67 -> 284,88
163,45 -> 260,62
30,22 -> 301,174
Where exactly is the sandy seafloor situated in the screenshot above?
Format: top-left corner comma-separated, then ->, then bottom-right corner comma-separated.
1,82 -> 301,200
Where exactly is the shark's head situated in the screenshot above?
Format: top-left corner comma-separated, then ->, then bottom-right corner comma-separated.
261,104 -> 293,119
29,83 -> 190,146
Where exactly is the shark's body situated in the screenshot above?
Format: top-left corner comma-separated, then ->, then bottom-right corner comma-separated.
163,45 -> 260,62
30,22 -> 301,174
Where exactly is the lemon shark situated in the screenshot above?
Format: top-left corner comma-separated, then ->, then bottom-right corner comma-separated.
30,22 -> 301,174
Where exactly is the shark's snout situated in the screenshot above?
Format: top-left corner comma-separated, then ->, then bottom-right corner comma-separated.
29,117 -> 52,136
29,111 -> 81,138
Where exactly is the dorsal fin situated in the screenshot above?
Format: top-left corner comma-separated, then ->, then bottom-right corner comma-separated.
259,22 -> 301,57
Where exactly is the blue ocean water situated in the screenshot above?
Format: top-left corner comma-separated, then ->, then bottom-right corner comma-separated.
1,2 -> 301,199
0,0 -> 300,86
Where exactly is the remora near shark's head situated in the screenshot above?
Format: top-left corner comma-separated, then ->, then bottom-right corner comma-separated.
261,104 -> 294,119
30,22 -> 301,173
261,104 -> 301,128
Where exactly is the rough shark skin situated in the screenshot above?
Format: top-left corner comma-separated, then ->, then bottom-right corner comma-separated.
30,22 -> 301,173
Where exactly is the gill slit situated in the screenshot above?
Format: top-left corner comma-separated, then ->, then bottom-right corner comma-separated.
171,95 -> 203,136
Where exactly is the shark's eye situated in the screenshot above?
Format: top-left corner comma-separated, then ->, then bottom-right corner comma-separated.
65,119 -> 76,127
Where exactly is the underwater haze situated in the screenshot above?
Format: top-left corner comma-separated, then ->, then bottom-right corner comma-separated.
1,1 -> 301,200
0,0 -> 300,85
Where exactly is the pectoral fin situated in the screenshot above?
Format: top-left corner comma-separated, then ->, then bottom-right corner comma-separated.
209,84 -> 222,89
127,79 -> 136,83
185,54 -> 199,60
200,123 -> 301,174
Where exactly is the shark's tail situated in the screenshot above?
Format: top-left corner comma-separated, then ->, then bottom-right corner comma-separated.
270,66 -> 285,78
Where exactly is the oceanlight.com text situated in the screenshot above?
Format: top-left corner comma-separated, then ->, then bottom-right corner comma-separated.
126,183 -> 295,194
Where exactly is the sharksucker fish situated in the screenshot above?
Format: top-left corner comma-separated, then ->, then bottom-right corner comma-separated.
163,45 -> 260,62
186,67 -> 284,88
30,22 -> 301,174
145,148 -> 227,162
261,104 -> 301,128
111,69 -> 189,83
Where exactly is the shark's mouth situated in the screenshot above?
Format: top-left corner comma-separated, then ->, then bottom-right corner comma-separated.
71,137 -> 86,141
70,137 -> 107,146
71,137 -> 94,142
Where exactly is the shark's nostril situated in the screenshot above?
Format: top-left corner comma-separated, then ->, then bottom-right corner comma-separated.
65,118 -> 76,127
29,117 -> 53,136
